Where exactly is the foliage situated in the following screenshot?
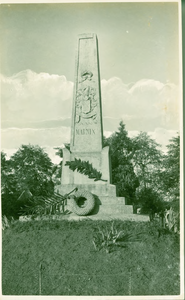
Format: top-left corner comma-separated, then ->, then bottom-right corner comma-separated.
54,147 -> 64,159
1,151 -> 19,218
10,144 -> 54,196
54,144 -> 70,158
21,188 -> 77,217
21,194 -> 64,217
1,151 -> 11,195
135,187 -> 164,215
92,221 -> 141,253
1,145 -> 54,218
151,135 -> 180,233
159,135 -> 180,202
1,151 -> 9,188
2,216 -> 15,230
131,132 -> 163,191
65,158 -> 105,181
104,121 -> 139,202
104,124 -> 180,212
52,162 -> 62,186
164,207 -> 180,234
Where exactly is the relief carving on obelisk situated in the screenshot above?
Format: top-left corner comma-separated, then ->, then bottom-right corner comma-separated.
70,33 -> 103,153
75,70 -> 97,125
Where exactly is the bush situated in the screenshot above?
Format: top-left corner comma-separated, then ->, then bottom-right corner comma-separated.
163,207 -> 180,234
136,187 -> 164,215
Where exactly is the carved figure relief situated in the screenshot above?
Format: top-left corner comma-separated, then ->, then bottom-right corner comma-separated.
79,71 -> 93,83
75,71 -> 97,124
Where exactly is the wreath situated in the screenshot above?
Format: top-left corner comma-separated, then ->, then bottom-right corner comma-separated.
68,189 -> 95,216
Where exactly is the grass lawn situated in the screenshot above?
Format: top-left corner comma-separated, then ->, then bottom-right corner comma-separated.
2,219 -> 180,296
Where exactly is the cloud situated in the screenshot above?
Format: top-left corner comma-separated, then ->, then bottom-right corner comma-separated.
128,128 -> 179,152
1,70 -> 180,155
1,70 -> 180,132
1,127 -> 70,149
43,146 -> 63,164
101,77 -> 180,131
101,77 -> 129,120
149,128 -> 179,151
2,127 -> 178,164
1,69 -> 73,124
2,145 -> 62,165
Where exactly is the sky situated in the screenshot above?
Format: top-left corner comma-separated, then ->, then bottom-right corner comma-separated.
0,2 -> 181,163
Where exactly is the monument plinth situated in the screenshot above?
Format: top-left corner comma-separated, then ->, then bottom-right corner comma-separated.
57,33 -> 133,216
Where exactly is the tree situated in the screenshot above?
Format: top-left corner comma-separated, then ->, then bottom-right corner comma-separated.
9,144 -> 54,197
1,151 -> 19,217
136,187 -> 165,217
1,151 -> 9,195
104,121 -> 139,203
1,145 -> 55,218
131,132 -> 163,191
160,135 -> 180,203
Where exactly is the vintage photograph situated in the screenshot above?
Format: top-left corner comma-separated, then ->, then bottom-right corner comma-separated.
1,1 -> 183,298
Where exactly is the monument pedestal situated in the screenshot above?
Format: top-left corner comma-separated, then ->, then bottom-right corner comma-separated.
61,146 -> 112,185
56,183 -> 116,198
56,185 -> 133,216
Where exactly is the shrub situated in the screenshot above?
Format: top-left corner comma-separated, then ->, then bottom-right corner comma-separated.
136,187 -> 164,216
92,221 -> 142,253
164,207 -> 180,233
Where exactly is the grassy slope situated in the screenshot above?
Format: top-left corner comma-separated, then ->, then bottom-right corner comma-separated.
2,219 -> 180,296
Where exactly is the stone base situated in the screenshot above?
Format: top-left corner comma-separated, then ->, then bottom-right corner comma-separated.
61,146 -> 112,185
55,184 -> 133,216
97,197 -> 133,215
19,214 -> 149,222
61,213 -> 149,222
55,183 -> 116,197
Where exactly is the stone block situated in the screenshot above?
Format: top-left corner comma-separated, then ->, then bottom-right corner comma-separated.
61,146 -> 112,186
56,183 -> 117,198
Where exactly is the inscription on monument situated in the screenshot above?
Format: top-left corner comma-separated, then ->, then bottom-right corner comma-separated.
76,128 -> 96,135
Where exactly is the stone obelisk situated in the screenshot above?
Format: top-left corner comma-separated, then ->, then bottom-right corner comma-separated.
59,33 -> 116,197
56,33 -> 133,216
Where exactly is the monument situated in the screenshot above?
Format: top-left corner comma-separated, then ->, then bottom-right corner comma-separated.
57,33 -> 133,216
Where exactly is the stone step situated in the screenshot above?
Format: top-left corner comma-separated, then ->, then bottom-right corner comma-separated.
19,213 -> 149,222
99,196 -> 126,205
64,213 -> 149,222
66,195 -> 126,206
55,183 -> 117,198
66,195 -> 133,215
98,204 -> 133,214
66,195 -> 132,214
